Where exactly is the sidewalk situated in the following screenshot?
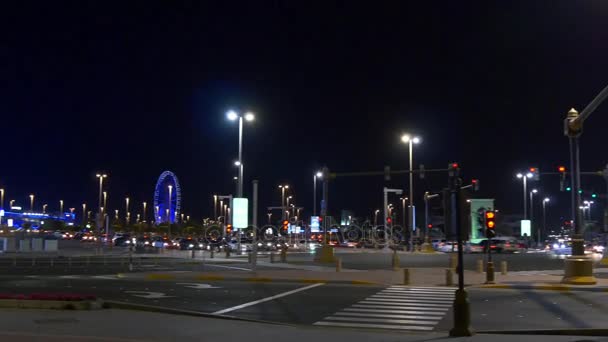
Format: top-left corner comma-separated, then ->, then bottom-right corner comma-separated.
119,263 -> 608,290
0,308 -> 597,342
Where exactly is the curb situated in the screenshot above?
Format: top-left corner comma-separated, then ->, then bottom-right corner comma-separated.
0,299 -> 104,310
477,329 -> 608,336
475,283 -> 608,292
134,273 -> 380,285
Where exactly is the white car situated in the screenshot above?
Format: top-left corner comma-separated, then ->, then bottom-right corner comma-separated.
437,242 -> 459,253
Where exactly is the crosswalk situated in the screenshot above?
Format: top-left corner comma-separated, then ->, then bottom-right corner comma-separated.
314,286 -> 454,331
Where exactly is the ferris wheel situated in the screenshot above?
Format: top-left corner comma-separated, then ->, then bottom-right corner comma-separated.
153,171 -> 181,224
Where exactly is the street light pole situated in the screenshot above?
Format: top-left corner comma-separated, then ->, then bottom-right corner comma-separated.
82,203 -> 86,226
143,202 -> 147,223
542,198 -> 550,245
125,197 -> 130,225
401,134 -> 420,252
313,172 -> 322,217
516,173 -> 532,219
530,189 -> 537,242
168,185 -> 173,238
103,192 -> 107,212
227,110 -> 254,198
59,200 -> 64,215
29,194 -> 34,211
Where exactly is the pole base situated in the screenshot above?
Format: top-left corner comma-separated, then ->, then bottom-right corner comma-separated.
562,256 -> 597,285
420,242 -> 436,253
449,289 -> 474,337
314,245 -> 335,263
600,256 -> 608,266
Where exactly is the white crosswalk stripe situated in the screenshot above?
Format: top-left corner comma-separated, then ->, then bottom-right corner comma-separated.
313,286 -> 454,331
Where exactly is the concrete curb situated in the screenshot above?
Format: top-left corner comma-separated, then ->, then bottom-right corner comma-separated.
475,283 -> 608,292
0,299 -> 104,310
477,329 -> 608,336
127,273 -> 380,285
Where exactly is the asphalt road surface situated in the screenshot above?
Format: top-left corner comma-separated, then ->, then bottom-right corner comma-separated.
1,274 -> 607,332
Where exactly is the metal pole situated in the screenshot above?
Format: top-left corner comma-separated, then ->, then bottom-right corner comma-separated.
313,176 -> 317,216
542,200 -> 546,246
322,167 -> 329,245
530,191 -> 534,241
213,196 -> 217,224
424,192 -> 429,241
523,176 -> 527,219
573,137 -> 584,255
383,188 -> 388,251
238,118 -> 244,198
252,180 -> 258,270
408,140 -> 414,252
281,187 -> 285,220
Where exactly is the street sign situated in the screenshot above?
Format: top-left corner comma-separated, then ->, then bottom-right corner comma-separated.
311,216 -> 320,232
232,198 -> 248,229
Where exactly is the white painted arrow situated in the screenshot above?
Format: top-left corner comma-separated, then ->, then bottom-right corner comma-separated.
177,283 -> 221,289
125,291 -> 175,299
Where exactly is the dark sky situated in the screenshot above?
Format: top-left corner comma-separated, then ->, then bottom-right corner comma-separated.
1,1 -> 608,227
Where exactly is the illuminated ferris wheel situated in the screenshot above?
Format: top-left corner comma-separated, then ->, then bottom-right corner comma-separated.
153,171 -> 181,224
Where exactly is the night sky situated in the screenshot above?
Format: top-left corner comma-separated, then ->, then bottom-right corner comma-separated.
2,2 -> 608,227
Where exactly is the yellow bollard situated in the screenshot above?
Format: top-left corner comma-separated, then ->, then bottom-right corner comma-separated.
403,268 -> 410,285
280,249 -> 287,262
501,260 -> 507,275
486,261 -> 495,284
336,257 -> 342,272
270,252 -> 276,263
392,250 -> 400,270
476,259 -> 483,273
449,254 -> 458,270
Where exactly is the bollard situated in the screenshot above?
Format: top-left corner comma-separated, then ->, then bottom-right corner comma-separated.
248,253 -> 253,263
270,252 -> 276,263
446,268 -> 453,286
191,249 -> 195,259
476,259 -> 483,273
486,261 -> 495,284
403,268 -> 410,285
392,250 -> 400,270
210,249 -> 215,259
336,257 -> 342,272
501,260 -> 507,275
225,249 -> 231,258
449,253 -> 458,270
280,249 -> 287,263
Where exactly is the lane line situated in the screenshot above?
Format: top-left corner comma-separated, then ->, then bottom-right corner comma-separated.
344,307 -> 446,315
204,264 -> 251,271
390,286 -> 454,290
212,283 -> 324,315
333,312 -> 441,320
383,288 -> 455,294
352,304 -> 448,311
367,297 -> 451,303
325,316 -> 438,325
313,322 -> 433,331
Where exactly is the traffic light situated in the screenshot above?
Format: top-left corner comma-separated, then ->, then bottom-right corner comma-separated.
282,220 -> 289,232
419,164 -> 425,179
427,223 -> 433,229
226,224 -> 233,234
485,210 -> 496,238
566,186 -> 572,192
386,217 -> 392,225
471,179 -> 479,191
592,193 -> 598,198
558,166 -> 567,191
448,162 -> 460,178
529,167 -> 540,181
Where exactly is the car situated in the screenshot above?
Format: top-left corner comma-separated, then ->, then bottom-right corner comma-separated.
437,241 -> 459,253
465,242 -> 484,253
479,238 -> 521,253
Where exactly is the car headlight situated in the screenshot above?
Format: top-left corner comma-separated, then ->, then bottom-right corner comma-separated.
199,244 -> 204,248
267,243 -> 272,247
597,246 -> 605,251
553,243 -> 559,249
163,242 -> 168,246
125,240 -> 131,244
144,241 -> 150,245
257,243 -> 262,247
189,244 -> 194,248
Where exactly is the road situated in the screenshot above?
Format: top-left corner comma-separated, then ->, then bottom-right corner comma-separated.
1,273 -> 607,332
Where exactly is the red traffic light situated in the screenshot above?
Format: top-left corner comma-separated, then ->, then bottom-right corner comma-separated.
427,224 -> 433,228
558,166 -> 566,172
451,163 -> 459,169
529,167 -> 536,172
386,217 -> 392,224
471,179 -> 478,183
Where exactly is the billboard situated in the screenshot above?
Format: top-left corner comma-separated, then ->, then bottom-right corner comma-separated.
232,198 -> 248,229
469,199 -> 494,241
520,220 -> 531,237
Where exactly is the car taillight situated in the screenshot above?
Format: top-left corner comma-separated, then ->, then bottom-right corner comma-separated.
490,245 -> 496,249
505,243 -> 511,247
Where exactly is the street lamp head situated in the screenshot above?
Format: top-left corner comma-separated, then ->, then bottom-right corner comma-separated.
526,173 -> 533,178
227,110 -> 238,121
244,112 -> 255,121
233,176 -> 238,180
516,173 -> 523,178
544,198 -> 550,202
401,134 -> 411,143
234,160 -> 241,166
532,189 -> 538,193
315,171 -> 323,178
412,137 -> 421,144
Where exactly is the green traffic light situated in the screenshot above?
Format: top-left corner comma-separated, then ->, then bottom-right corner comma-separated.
566,187 -> 572,191
578,189 -> 583,194
592,193 -> 598,198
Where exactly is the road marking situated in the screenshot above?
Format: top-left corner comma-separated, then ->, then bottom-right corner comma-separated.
125,291 -> 175,299
313,321 -> 434,331
205,264 -> 251,271
325,316 -> 438,325
381,289 -> 455,295
351,304 -> 448,311
91,275 -> 119,280
344,307 -> 446,315
58,275 -> 83,279
361,299 -> 452,306
373,295 -> 454,301
212,283 -> 324,315
177,283 -> 221,289
333,312 -> 441,320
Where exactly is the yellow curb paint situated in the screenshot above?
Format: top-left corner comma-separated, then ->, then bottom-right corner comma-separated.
561,276 -> 598,285
299,279 -> 326,283
536,285 -> 570,292
145,274 -> 176,280
351,280 -> 376,285
478,284 -> 511,289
